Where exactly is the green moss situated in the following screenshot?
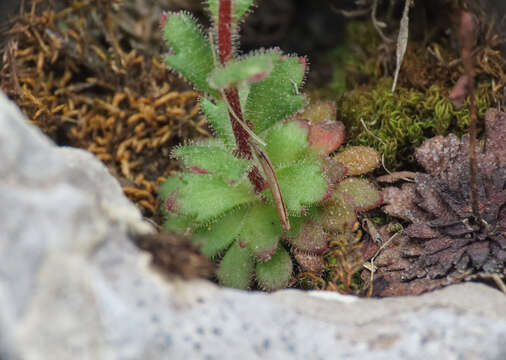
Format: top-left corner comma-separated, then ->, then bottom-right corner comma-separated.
337,78 -> 492,169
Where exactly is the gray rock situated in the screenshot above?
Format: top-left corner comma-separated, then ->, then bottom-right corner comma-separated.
0,90 -> 505,360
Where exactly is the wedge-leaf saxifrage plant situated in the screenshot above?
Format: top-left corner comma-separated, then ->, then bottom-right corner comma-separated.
159,0 -> 382,290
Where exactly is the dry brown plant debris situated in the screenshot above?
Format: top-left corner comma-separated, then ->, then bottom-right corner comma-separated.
363,109 -> 506,296
134,232 -> 215,280
0,0 -> 208,217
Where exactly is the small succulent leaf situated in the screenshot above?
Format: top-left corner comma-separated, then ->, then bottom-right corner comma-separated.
255,245 -> 293,291
245,57 -> 306,133
287,218 -> 328,254
239,203 -> 283,261
283,206 -> 318,236
174,144 -> 249,182
308,121 -> 345,155
192,207 -> 248,257
334,178 -> 382,211
208,51 -> 281,89
299,101 -> 336,124
265,119 -> 310,167
322,157 -> 348,185
334,146 -> 381,176
217,240 -> 255,289
207,0 -> 254,23
318,195 -> 357,233
178,173 -> 255,223
162,213 -> 195,234
163,12 -> 216,96
273,161 -> 329,214
200,98 -> 235,149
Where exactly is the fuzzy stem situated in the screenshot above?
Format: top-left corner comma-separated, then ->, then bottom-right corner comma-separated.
217,0 -> 265,192
218,0 -> 250,157
218,0 -> 233,64
459,11 -> 481,223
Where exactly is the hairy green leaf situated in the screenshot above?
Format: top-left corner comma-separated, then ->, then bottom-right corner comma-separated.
245,57 -> 306,133
256,245 -> 293,291
192,207 -> 248,257
217,241 -> 255,289
274,161 -> 329,214
177,173 -> 255,223
163,13 -> 216,95
239,204 -> 283,261
162,213 -> 195,234
174,144 -> 249,182
265,119 -> 309,167
200,98 -> 235,149
208,51 -> 281,89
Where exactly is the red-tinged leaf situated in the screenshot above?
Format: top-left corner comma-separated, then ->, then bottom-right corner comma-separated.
294,250 -> 325,274
322,157 -> 347,184
319,197 -> 357,233
308,120 -> 345,155
333,146 -> 380,176
334,178 -> 382,211
287,218 -> 328,254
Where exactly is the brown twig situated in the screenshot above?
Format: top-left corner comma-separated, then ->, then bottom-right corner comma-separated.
251,141 -> 290,231
459,11 -> 481,224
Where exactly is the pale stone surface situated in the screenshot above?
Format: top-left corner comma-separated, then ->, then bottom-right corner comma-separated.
1,91 -> 506,360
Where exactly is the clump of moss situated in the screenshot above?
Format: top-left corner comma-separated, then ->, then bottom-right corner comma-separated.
337,78 -> 492,169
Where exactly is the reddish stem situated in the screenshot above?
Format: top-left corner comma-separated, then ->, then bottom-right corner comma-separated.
218,0 -> 233,64
224,88 -> 251,158
218,0 -> 265,192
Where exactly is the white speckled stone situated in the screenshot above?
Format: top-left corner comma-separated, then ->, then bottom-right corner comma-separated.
1,91 -> 505,360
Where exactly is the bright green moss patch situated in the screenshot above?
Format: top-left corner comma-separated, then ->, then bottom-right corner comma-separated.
337,78 -> 492,169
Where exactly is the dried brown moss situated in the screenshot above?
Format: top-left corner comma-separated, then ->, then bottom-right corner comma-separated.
0,0 -> 208,217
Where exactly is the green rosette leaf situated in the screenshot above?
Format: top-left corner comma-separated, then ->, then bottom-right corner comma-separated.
173,173 -> 255,223
256,245 -> 293,291
174,143 -> 249,183
217,240 -> 255,289
192,207 -> 248,257
245,57 -> 306,133
208,51 -> 281,89
272,160 -> 329,214
163,12 -> 216,96
264,119 -> 310,167
200,98 -> 236,149
238,203 -> 283,261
